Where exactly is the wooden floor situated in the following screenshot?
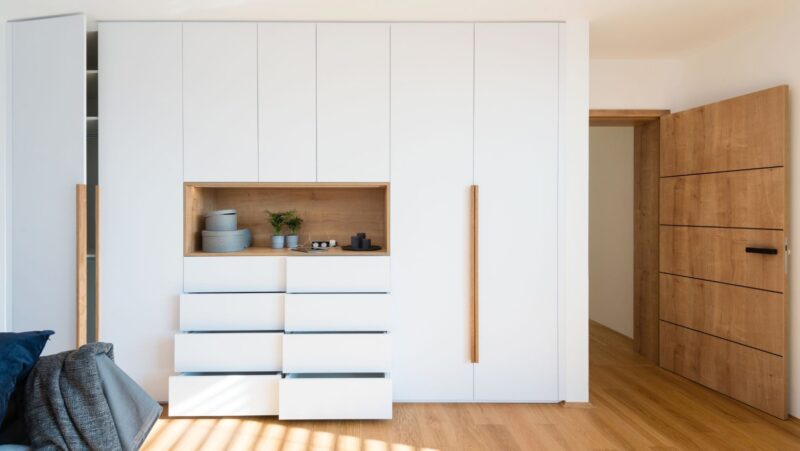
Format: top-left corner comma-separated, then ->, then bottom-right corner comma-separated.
143,321 -> 800,450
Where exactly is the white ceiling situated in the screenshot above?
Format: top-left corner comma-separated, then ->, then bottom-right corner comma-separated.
0,0 -> 795,58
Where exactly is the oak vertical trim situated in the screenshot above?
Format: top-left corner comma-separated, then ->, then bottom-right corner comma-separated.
94,186 -> 100,341
471,184 -> 479,363
76,184 -> 88,347
633,121 -> 660,363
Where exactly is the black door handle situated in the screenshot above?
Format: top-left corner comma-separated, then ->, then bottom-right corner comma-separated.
746,247 -> 778,255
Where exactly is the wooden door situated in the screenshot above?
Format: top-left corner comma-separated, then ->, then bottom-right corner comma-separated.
658,86 -> 788,418
316,23 -> 390,182
9,14 -> 86,354
99,22 -> 184,401
183,23 -> 258,182
258,23 -> 317,182
473,23 -> 560,401
390,23 -> 475,400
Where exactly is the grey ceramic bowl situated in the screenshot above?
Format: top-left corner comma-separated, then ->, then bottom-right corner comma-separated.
202,229 -> 248,253
204,209 -> 237,232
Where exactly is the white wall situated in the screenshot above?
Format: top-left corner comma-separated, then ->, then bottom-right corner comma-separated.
676,1 -> 800,417
590,58 -> 683,110
589,127 -> 633,337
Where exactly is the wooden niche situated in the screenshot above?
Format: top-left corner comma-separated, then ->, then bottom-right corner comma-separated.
184,183 -> 390,256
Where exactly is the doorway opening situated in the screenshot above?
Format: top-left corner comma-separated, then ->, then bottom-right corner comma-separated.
588,110 -> 666,363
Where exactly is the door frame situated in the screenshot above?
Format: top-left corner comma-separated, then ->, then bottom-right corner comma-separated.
589,109 -> 668,363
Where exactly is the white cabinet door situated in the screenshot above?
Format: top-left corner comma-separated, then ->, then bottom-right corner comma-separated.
258,23 -> 316,182
183,23 -> 258,182
390,23 -> 475,401
9,14 -> 86,354
99,22 -> 184,401
317,23 -> 390,182
474,23 -> 560,401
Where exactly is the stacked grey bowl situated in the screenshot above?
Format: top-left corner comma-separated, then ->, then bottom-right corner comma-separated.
202,209 -> 252,253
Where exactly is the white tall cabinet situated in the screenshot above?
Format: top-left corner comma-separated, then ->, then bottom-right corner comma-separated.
390,23 -> 475,400
98,22 -> 184,401
183,23 -> 258,182
8,14 -> 86,354
473,23 -> 560,401
391,22 -> 561,402
316,24 -> 390,182
93,20 -> 583,405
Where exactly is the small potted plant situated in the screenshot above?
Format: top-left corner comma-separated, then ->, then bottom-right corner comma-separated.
284,211 -> 304,249
266,210 -> 286,248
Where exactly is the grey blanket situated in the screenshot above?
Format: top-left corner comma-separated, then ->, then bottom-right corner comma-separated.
23,343 -> 161,451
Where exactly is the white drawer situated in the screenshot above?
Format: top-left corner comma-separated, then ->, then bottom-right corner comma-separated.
285,294 -> 389,332
279,374 -> 392,420
283,333 -> 390,373
184,256 -> 286,293
174,332 -> 282,372
168,374 -> 279,417
180,293 -> 284,331
286,256 -> 390,293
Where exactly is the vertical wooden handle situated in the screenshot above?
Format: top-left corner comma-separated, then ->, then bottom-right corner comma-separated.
76,184 -> 88,347
95,185 -> 100,341
471,184 -> 479,363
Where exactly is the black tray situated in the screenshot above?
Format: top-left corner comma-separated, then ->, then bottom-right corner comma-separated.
342,245 -> 383,251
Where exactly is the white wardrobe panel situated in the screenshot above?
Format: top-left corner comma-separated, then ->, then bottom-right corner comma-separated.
183,23 -> 257,182
258,23 -> 316,182
10,15 -> 86,354
390,23 -> 475,401
317,23 -> 390,182
99,22 -> 183,401
474,23 -> 560,401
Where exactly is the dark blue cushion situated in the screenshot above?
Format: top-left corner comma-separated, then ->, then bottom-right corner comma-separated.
0,331 -> 54,423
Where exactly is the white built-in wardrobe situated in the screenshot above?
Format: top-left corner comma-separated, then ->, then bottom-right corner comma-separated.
7,16 -> 588,410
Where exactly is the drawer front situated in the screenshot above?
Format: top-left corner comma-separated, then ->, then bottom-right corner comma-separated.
168,374 -> 279,416
283,333 -> 390,373
659,226 -> 784,292
180,293 -> 284,331
286,256 -> 390,293
175,332 -> 282,372
279,375 -> 392,420
660,322 -> 785,418
184,256 -> 286,293
285,294 -> 390,332
659,274 -> 784,355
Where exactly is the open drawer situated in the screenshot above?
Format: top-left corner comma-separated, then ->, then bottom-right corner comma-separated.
279,374 -> 392,420
169,374 -> 279,417
175,332 -> 282,372
283,333 -> 390,373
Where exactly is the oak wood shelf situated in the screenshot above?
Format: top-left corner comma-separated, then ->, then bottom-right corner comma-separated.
184,182 -> 390,257
186,246 -> 389,257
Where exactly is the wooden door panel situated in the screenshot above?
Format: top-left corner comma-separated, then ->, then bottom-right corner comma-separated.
658,86 -> 788,418
660,226 -> 784,292
660,322 -> 785,418
660,167 -> 784,229
660,86 -> 787,177
659,274 -> 784,355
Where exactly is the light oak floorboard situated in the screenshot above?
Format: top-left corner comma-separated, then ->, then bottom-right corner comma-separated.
144,322 -> 800,450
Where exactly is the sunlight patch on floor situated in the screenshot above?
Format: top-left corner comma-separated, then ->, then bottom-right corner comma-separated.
141,418 -> 440,451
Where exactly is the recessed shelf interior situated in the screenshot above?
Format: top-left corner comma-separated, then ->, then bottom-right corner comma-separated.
87,71 -> 98,117
86,31 -> 98,70
184,183 -> 390,256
